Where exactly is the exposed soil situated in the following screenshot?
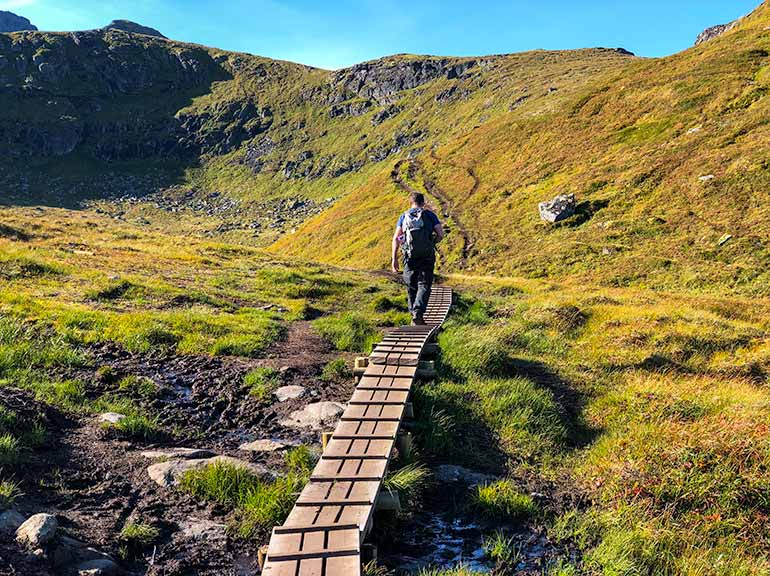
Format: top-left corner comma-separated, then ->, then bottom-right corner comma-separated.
391,158 -> 474,267
1,322 -> 354,575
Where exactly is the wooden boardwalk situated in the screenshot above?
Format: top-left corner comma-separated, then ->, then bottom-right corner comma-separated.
262,286 -> 453,576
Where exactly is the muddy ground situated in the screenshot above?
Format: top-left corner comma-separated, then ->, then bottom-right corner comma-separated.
1,322 -> 351,576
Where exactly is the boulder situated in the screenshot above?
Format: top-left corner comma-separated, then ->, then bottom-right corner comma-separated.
434,464 -> 496,487
0,509 -> 25,535
140,448 -> 215,460
538,194 -> 576,223
16,513 -> 58,548
239,439 -> 291,453
76,558 -> 120,576
273,385 -> 306,402
98,412 -> 125,424
51,536 -> 116,569
147,456 -> 273,488
179,518 -> 227,542
280,401 -> 345,430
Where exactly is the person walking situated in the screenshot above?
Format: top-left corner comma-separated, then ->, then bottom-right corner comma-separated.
391,192 -> 445,325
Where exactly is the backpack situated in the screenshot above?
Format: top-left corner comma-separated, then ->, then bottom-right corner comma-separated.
401,208 -> 435,260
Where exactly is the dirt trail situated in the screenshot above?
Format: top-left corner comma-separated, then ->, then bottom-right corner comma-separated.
391,156 -> 474,266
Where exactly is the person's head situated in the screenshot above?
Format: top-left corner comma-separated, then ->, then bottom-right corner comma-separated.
409,192 -> 425,208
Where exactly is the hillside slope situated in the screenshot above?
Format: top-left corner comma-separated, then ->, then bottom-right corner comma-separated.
279,2 -> 770,295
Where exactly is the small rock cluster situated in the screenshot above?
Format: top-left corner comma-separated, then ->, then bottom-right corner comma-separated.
1,510 -> 120,575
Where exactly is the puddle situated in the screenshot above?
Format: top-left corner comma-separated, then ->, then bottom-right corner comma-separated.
384,513 -> 493,573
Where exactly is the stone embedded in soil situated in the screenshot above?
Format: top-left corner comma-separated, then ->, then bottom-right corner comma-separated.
279,401 -> 345,430
179,517 -> 227,542
0,509 -> 25,534
16,513 -> 58,548
147,455 -> 274,488
140,447 -> 216,460
433,464 -> 497,487
51,535 -> 117,568
77,558 -> 120,576
273,385 -> 306,402
97,412 -> 125,424
239,439 -> 291,453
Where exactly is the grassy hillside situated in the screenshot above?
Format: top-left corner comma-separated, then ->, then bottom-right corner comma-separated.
280,3 -> 770,296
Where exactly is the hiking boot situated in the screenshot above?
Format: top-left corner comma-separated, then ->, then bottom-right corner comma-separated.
412,312 -> 426,326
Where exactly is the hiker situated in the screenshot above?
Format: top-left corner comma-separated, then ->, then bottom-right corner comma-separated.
391,192 -> 445,325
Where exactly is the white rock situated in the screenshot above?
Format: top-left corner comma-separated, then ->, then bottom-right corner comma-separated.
238,439 -> 290,453
687,126 -> 702,134
0,509 -> 25,534
77,558 -> 120,576
699,174 -> 715,182
147,455 -> 274,488
179,517 -> 227,542
140,448 -> 215,460
16,513 -> 58,548
273,385 -> 306,402
280,401 -> 345,430
434,464 -> 496,487
98,413 -> 125,424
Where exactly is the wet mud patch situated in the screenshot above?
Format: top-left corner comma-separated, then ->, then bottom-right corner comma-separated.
2,321 -> 355,575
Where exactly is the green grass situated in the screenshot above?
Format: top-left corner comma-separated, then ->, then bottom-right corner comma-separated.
313,312 -> 381,353
179,446 -> 316,538
320,357 -> 351,383
119,521 -> 160,547
383,463 -> 430,501
243,367 -> 281,401
471,479 -> 538,521
482,530 -> 520,565
107,412 -> 162,441
0,479 -> 21,510
117,375 -> 158,398
0,434 -> 21,468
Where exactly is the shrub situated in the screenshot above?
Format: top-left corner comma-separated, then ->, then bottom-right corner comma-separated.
471,479 -> 538,521
313,313 -> 380,353
243,367 -> 281,401
320,358 -> 351,383
179,461 -> 259,507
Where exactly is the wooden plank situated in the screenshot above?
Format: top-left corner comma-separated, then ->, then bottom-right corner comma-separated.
324,438 -> 394,459
350,389 -> 409,405
332,420 -> 399,439
356,375 -> 413,391
362,364 -> 417,378
264,288 -> 451,574
311,458 -> 388,481
341,403 -> 404,421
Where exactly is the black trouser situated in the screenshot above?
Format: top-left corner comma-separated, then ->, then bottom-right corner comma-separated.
403,257 -> 435,317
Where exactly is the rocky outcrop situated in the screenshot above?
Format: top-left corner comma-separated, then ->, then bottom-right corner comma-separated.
103,20 -> 166,39
695,21 -> 738,45
0,11 -> 36,33
330,56 -> 478,105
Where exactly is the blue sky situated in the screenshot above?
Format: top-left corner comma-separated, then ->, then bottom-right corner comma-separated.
0,0 -> 760,69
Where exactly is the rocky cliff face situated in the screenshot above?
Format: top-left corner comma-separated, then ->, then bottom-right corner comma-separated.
695,21 -> 737,45
0,30 -> 272,160
102,20 -> 166,39
0,11 -> 37,33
